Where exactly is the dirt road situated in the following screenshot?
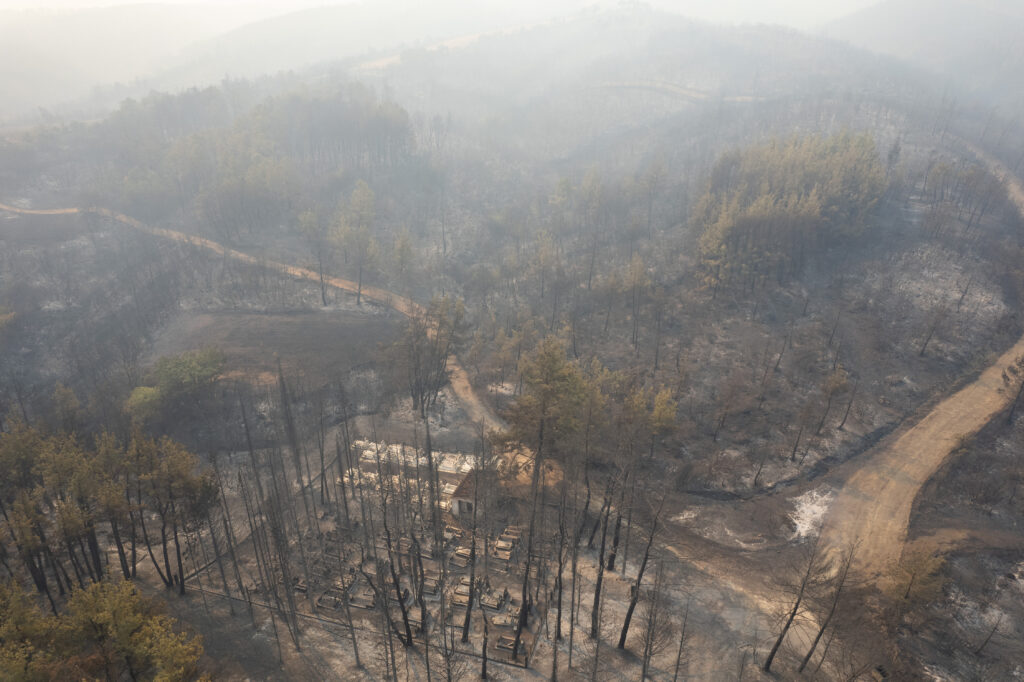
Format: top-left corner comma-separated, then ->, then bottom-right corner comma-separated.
0,201 -> 505,436
819,150 -> 1024,578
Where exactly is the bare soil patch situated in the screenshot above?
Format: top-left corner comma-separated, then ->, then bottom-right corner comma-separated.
149,308 -> 399,392
819,149 -> 1024,579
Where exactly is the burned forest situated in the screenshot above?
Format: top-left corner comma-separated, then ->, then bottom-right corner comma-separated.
2,1 -> 1024,680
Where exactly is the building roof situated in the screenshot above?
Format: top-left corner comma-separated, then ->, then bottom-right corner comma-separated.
451,471 -> 477,501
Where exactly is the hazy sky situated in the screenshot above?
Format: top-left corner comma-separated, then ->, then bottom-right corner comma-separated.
0,0 -> 881,30
655,0 -> 880,28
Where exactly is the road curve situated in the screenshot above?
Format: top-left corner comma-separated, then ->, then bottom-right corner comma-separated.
0,202 -> 505,434
819,149 -> 1024,578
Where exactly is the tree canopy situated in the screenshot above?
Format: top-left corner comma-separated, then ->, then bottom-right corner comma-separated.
126,349 -> 225,423
0,579 -> 204,681
695,132 -> 887,291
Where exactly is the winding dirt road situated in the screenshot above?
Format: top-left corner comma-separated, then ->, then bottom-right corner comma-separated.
819,149 -> 1024,578
0,201 -> 504,435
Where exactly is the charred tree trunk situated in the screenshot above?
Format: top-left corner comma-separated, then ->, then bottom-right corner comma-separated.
591,485 -> 614,639
764,537 -> 821,673
110,518 -> 131,580
171,501 -> 186,596
618,496 -> 663,649
798,547 -> 854,672
513,416 -> 546,660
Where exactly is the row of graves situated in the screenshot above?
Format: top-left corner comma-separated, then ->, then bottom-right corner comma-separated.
443,522 -> 538,663
211,440 -> 545,669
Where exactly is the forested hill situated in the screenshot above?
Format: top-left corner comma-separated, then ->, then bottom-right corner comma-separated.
367,6 -> 930,163
0,0 -> 594,126
153,0 -> 594,92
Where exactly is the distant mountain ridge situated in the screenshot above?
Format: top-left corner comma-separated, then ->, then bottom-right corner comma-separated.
0,3 -> 287,123
823,0 -> 1024,109
0,0 -> 592,125
149,0 -> 594,91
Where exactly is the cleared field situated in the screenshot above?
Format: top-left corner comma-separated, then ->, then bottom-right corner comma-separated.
149,308 -> 399,389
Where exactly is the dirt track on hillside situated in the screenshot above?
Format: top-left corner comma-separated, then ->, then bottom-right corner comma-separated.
0,201 -> 505,437
819,149 -> 1024,579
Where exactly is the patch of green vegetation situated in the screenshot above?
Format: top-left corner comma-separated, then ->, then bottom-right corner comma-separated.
125,386 -> 162,423
125,348 -> 225,423
0,579 -> 204,681
695,131 -> 887,292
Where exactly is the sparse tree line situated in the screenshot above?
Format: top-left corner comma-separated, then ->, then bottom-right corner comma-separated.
918,155 -> 1013,249
0,421 -> 210,679
0,422 -> 219,598
0,306 -> 695,680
